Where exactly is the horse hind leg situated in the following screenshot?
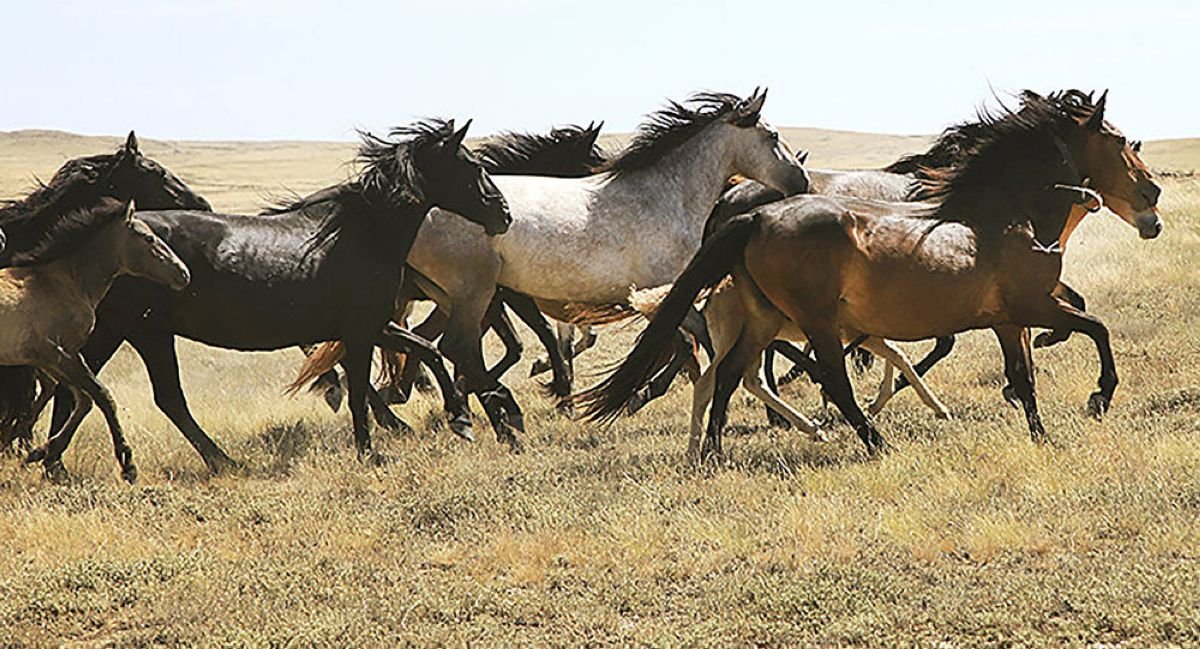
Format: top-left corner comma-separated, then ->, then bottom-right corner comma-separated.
26,371 -> 92,484
741,352 -> 827,442
56,351 -> 140,482
862,338 -> 951,419
807,327 -> 886,456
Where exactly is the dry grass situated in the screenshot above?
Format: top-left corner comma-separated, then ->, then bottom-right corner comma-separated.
0,129 -> 1198,647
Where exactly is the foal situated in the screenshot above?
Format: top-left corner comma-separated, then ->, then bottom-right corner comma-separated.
0,199 -> 190,482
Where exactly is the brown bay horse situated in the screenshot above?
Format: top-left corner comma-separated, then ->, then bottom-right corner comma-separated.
576,90 -> 1161,460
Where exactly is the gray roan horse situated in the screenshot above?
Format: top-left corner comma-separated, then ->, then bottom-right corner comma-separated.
399,89 -> 811,451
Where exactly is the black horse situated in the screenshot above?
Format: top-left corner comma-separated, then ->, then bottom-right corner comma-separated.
303,123 -> 610,416
0,132 -> 212,451
39,120 -> 511,475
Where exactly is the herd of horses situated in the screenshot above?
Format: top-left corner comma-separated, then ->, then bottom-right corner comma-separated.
0,87 -> 1162,481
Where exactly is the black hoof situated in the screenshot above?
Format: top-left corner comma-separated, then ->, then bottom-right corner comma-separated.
777,368 -> 805,387
766,408 -> 792,429
625,387 -> 650,416
376,410 -> 413,435
23,445 -> 47,465
1002,385 -> 1020,409
555,400 -> 576,419
503,433 -> 525,454
204,453 -> 242,476
1087,392 -> 1110,419
448,414 -> 476,442
323,386 -> 344,413
529,358 -> 551,377
358,448 -> 390,467
44,460 -> 69,484
1033,330 -> 1070,349
121,464 -> 139,485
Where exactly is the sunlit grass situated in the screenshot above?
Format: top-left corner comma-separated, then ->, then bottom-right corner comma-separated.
0,132 -> 1198,646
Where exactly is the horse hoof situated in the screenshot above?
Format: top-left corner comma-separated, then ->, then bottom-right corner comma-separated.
556,401 -> 576,419
935,408 -> 952,420
504,435 -> 525,454
449,416 -> 476,443
625,389 -> 650,416
323,386 -> 344,413
1087,392 -> 1110,419
205,453 -> 242,477
810,428 -> 834,444
121,464 -> 139,485
1033,331 -> 1070,349
358,448 -> 390,467
1002,385 -> 1020,409
24,445 -> 47,465
529,358 -> 551,377
44,460 -> 70,484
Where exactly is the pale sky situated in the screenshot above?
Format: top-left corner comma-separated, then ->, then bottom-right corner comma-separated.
3,0 -> 1195,141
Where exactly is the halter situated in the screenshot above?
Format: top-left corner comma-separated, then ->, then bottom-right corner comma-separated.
1031,134 -> 1103,255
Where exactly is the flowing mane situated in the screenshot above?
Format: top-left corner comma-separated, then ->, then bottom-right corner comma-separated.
0,152 -> 122,238
7,197 -> 129,267
594,92 -> 744,178
476,123 -> 608,176
267,120 -> 454,252
910,90 -> 1107,229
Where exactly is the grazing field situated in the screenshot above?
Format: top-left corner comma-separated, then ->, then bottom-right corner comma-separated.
1,128 -> 1198,647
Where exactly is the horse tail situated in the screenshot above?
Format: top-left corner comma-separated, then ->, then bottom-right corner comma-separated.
0,366 -> 36,438
287,342 -> 346,395
572,212 -> 759,422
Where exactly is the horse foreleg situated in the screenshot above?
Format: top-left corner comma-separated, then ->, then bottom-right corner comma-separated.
1028,299 -> 1117,417
56,350 -> 139,482
439,311 -> 524,452
862,338 -> 950,418
339,339 -> 382,463
1033,282 -> 1088,348
376,322 -> 474,442
500,288 -> 573,407
484,300 -> 523,382
993,325 -> 1045,442
127,332 -> 239,474
807,327 -> 886,456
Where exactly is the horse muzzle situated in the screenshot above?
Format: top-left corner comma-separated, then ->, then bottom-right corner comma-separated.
1136,211 -> 1163,239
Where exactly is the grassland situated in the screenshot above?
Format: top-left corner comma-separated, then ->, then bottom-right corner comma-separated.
0,128 -> 1198,647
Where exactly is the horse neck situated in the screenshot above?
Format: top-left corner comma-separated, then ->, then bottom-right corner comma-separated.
1057,204 -> 1090,248
49,223 -> 126,307
604,126 -> 735,231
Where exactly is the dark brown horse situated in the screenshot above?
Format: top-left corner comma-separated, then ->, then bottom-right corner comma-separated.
577,90 -> 1160,460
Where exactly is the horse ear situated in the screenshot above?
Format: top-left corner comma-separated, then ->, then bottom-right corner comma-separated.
447,119 -> 472,150
125,130 -> 140,154
585,121 -> 603,146
733,87 -> 767,124
1085,90 -> 1108,131
797,150 -> 809,165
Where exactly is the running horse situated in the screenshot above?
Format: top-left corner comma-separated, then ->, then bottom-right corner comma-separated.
0,132 -> 212,451
394,89 -> 810,451
1,199 -> 191,482
42,120 -> 511,474
577,90 -> 1160,460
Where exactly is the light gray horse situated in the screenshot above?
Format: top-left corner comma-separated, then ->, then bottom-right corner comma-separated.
404,89 -> 811,450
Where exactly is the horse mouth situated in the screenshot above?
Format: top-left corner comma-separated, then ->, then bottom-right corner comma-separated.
1136,211 -> 1163,239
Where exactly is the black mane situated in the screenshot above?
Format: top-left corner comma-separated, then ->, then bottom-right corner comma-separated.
476,123 -> 608,177
595,92 -> 744,178
8,197 -> 128,267
267,120 -> 455,252
914,90 -> 1105,229
0,153 -> 120,237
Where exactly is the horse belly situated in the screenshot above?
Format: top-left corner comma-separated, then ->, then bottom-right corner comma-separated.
836,262 -> 996,341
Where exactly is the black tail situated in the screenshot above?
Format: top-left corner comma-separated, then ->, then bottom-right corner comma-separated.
573,213 -> 759,422
0,366 -> 36,440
